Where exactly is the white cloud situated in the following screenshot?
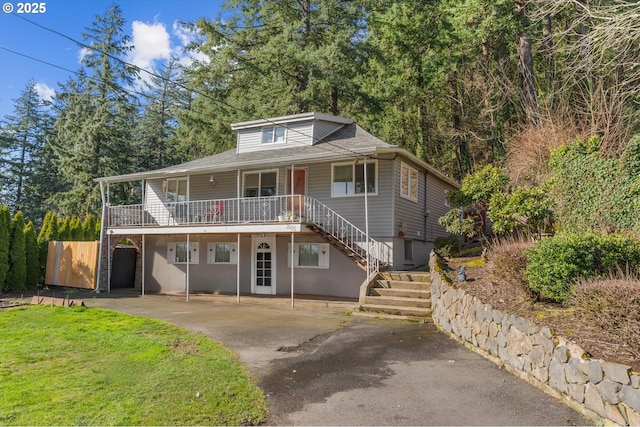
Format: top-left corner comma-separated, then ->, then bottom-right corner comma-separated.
34,82 -> 55,102
129,21 -> 171,70
78,47 -> 91,62
172,21 -> 208,67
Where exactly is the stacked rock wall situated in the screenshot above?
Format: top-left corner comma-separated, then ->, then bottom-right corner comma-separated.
429,252 -> 640,426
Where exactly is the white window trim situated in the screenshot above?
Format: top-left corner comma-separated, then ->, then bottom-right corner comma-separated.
330,160 -> 378,198
400,162 -> 419,202
287,243 -> 330,269
167,242 -> 199,264
242,169 -> 279,197
164,177 -> 188,203
207,242 -> 238,264
261,126 -> 287,144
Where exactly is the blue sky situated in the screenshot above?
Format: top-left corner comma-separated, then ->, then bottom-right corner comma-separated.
0,0 -> 226,117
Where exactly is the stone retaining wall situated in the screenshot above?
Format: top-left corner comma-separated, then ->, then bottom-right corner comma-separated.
429,252 -> 640,426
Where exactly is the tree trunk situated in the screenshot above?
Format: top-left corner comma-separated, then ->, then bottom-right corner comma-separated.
517,0 -> 539,125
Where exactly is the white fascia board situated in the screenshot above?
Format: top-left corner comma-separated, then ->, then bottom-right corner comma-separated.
107,223 -> 304,235
231,112 -> 352,130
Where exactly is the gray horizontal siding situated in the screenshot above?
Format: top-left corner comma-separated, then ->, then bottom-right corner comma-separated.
237,122 -> 313,153
426,173 -> 458,240
305,159 -> 394,240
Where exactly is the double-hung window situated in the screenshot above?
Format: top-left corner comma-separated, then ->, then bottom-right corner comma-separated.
331,161 -> 376,197
167,242 -> 199,264
207,242 -> 238,264
400,162 -> 419,202
261,126 -> 286,144
243,171 -> 278,197
288,243 -> 330,268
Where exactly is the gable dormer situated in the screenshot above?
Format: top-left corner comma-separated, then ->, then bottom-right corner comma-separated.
231,112 -> 353,154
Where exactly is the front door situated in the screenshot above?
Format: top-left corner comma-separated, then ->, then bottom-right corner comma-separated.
287,168 -> 307,215
252,236 -> 276,295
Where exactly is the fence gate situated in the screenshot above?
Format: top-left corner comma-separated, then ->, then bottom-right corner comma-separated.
110,246 -> 137,289
45,241 -> 100,289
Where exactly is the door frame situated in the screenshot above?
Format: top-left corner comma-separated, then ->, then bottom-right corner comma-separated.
286,167 -> 307,216
251,235 -> 276,295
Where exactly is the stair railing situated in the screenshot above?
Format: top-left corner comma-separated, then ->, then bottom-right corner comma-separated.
303,197 -> 392,272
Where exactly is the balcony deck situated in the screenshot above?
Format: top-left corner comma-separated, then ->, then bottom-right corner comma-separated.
108,195 -> 306,228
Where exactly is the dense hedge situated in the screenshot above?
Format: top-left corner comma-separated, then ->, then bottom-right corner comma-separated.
549,135 -> 640,234
525,233 -> 640,303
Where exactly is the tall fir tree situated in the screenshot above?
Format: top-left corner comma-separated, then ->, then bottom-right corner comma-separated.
178,0 -> 370,159
51,4 -> 139,217
0,81 -> 55,221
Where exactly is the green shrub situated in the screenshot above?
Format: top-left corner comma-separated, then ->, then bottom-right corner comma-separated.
434,234 -> 461,257
7,211 -> 26,292
525,233 -> 640,303
24,221 -> 40,288
0,206 -> 11,291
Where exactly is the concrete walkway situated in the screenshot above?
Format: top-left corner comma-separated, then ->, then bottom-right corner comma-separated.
73,290 -> 590,426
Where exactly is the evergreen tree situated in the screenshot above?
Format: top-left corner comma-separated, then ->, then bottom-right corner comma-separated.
69,216 -> 84,240
52,5 -> 139,216
82,214 -> 98,241
37,211 -> 58,278
137,59 -> 185,170
178,0 -> 370,158
0,81 -> 54,220
58,217 -> 72,241
0,206 -> 10,292
7,211 -> 26,291
24,221 -> 40,288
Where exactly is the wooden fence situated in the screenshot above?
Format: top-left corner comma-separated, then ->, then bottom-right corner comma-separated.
45,241 -> 99,289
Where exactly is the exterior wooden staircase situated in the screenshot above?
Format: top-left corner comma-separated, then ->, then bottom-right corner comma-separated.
356,271 -> 432,321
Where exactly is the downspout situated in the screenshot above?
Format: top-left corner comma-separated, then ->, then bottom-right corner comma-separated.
96,181 -> 107,292
291,164 -> 295,309
423,171 -> 429,241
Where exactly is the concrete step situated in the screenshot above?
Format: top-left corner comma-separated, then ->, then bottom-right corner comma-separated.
380,272 -> 431,282
371,287 -> 431,299
359,303 -> 432,318
376,279 -> 430,291
352,310 -> 431,322
363,295 -> 431,308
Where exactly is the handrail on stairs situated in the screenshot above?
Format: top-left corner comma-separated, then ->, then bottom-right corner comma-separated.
303,196 -> 392,273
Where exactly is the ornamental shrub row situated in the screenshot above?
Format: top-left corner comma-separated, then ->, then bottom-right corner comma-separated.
0,206 -> 39,292
525,233 -> 640,304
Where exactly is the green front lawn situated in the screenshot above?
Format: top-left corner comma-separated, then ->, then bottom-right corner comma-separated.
0,305 -> 267,425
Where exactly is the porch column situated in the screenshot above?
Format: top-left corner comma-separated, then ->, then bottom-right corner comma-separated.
141,234 -> 145,296
186,233 -> 190,301
291,232 -> 295,309
236,232 -> 240,303
97,181 -> 106,291
364,157 -> 370,278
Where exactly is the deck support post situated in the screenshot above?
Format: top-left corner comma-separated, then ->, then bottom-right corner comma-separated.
236,232 -> 241,303
291,232 -> 295,309
141,234 -> 145,296
186,233 -> 190,302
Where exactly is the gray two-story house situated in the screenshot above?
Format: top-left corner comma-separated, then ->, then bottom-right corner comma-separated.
96,112 -> 458,300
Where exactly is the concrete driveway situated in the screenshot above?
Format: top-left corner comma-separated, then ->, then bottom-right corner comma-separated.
77,291 -> 591,426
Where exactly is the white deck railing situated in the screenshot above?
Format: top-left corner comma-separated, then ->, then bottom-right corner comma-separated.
108,195 -> 392,270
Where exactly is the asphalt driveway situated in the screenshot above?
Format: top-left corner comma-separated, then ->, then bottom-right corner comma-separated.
76,291 -> 591,426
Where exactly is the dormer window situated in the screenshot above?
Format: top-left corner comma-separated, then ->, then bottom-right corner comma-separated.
261,126 -> 286,144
